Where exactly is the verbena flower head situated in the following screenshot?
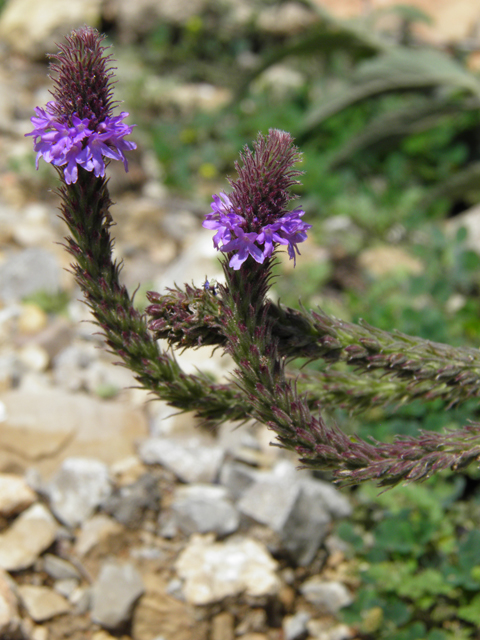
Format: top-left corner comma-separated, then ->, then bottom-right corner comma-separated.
203,129 -> 311,269
25,27 -> 136,184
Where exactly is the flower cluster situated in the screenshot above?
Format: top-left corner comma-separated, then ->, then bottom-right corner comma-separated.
25,27 -> 136,185
203,191 -> 311,269
26,101 -> 136,184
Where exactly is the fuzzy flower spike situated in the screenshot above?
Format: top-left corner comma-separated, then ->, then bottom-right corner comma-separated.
26,27 -> 136,184
203,129 -> 311,269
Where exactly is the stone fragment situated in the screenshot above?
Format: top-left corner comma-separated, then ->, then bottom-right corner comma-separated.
43,553 -> 81,580
219,461 -> 258,500
101,473 -> 160,527
17,585 -> 70,622
54,578 -> 79,598
283,611 -> 311,640
0,568 -> 19,635
0,473 -> 36,516
0,248 -> 60,303
0,388 -> 148,478
138,436 -> 224,483
132,587 -> 207,640
91,561 -> 145,629
237,461 -> 300,532
280,486 -> 331,566
237,461 -> 350,564
300,478 -> 352,519
171,484 -> 240,536
0,503 -> 57,571
48,457 -> 111,527
175,534 -> 280,605
75,514 -> 123,557
300,578 -> 353,614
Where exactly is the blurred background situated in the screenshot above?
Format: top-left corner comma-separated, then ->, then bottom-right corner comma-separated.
1,0 -> 480,639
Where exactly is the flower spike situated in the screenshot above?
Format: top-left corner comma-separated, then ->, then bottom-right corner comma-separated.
203,130 -> 311,270
25,27 -> 136,184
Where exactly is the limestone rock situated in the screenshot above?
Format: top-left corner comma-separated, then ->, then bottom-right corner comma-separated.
0,473 -> 36,516
138,436 -> 224,484
91,561 -> 144,629
47,457 -> 112,527
300,578 -> 353,614
43,554 -> 81,581
0,503 -> 58,571
175,534 -> 280,605
0,387 -> 148,478
171,484 -> 240,536
17,584 -> 70,622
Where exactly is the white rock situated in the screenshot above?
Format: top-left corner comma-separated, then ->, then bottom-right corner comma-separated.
175,534 -> 280,605
0,473 -> 36,516
48,457 -> 112,527
172,484 -> 240,536
0,503 -> 58,571
237,460 -> 300,531
91,561 -> 144,629
300,578 -> 353,614
17,585 -> 70,622
138,436 -> 224,484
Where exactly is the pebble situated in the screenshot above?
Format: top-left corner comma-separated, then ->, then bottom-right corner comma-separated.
283,611 -> 311,640
43,553 -> 81,580
300,478 -> 352,519
48,457 -> 112,527
138,436 -> 224,483
237,461 -> 300,532
91,561 -> 145,629
75,514 -> 123,557
280,484 -> 331,566
175,534 -> 281,605
54,578 -> 79,598
219,460 -> 258,500
0,472 -> 36,516
300,578 -> 353,614
0,568 -> 19,635
0,503 -> 58,571
17,585 -> 70,622
101,473 -> 160,527
171,484 -> 240,536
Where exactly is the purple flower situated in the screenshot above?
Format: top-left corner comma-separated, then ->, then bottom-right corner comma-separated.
203,131 -> 309,270
203,191 -> 311,270
25,27 -> 136,184
26,105 -> 136,183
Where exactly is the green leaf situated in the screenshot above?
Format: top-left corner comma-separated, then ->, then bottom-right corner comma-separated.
300,48 -> 480,139
458,593 -> 480,625
396,568 -> 456,601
